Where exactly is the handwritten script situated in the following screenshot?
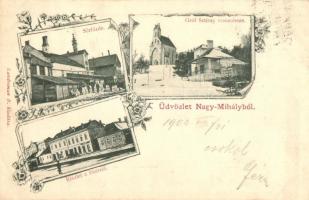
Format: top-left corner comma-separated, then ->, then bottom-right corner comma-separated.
162,115 -> 269,190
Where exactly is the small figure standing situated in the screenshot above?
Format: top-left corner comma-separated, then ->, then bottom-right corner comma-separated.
56,159 -> 62,174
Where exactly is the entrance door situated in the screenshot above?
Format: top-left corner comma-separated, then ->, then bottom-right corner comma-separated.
151,48 -> 160,65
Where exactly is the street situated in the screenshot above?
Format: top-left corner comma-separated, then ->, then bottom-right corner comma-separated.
133,72 -> 226,97
30,145 -> 136,181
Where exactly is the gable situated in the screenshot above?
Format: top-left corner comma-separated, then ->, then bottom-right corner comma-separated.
159,35 -> 176,48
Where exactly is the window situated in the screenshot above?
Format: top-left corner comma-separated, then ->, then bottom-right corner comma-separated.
80,135 -> 83,141
68,140 -> 71,145
59,142 -> 61,148
39,66 -> 45,75
55,144 -> 57,149
76,137 -> 79,143
200,65 -> 205,73
72,138 -> 75,144
84,134 -> 88,140
48,68 -> 52,76
63,141 -> 66,146
87,144 -> 91,152
30,64 -> 37,75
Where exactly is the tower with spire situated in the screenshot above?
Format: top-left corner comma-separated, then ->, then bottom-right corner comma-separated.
149,23 -> 176,65
153,23 -> 161,38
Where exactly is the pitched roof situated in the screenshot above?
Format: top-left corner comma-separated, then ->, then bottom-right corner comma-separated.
203,48 -> 233,59
23,44 -> 85,68
50,120 -> 104,142
32,75 -> 78,85
62,49 -> 88,56
89,54 -> 120,68
159,35 -> 176,48
41,52 -> 84,68
191,48 -> 247,65
48,120 -> 129,142
23,45 -> 52,67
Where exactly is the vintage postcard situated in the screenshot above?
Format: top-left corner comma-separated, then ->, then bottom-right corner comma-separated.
0,0 -> 308,200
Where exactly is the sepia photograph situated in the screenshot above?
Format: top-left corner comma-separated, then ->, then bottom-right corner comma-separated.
131,15 -> 254,98
17,96 -> 139,182
19,19 -> 127,106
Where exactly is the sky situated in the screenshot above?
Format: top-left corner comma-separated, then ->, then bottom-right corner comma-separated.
20,97 -> 127,147
20,20 -> 123,63
132,15 -> 252,59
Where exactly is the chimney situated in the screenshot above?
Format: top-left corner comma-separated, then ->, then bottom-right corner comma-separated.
207,40 -> 213,49
42,36 -> 49,53
108,50 -> 110,55
72,34 -> 78,53
25,40 -> 30,46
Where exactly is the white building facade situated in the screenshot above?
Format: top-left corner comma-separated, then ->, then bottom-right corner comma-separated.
49,129 -> 94,160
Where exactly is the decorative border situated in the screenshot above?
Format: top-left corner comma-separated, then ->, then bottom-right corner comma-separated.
129,14 -> 270,99
254,16 -> 270,53
124,92 -> 152,131
14,58 -> 28,105
14,12 -> 131,122
12,96 -> 144,192
17,11 -> 96,34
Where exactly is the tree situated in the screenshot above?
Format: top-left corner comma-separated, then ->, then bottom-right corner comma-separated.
226,32 -> 252,80
133,55 -> 150,74
174,50 -> 194,77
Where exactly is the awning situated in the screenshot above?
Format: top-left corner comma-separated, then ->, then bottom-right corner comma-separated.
32,75 -> 78,85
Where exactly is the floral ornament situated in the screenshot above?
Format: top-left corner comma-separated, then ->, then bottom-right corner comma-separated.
125,92 -> 152,131
15,95 -> 104,122
16,109 -> 30,121
30,180 -> 44,193
14,59 -> 27,104
254,17 -> 270,53
14,74 -> 26,90
12,155 -> 30,186
16,11 -> 34,33
17,11 -> 96,34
